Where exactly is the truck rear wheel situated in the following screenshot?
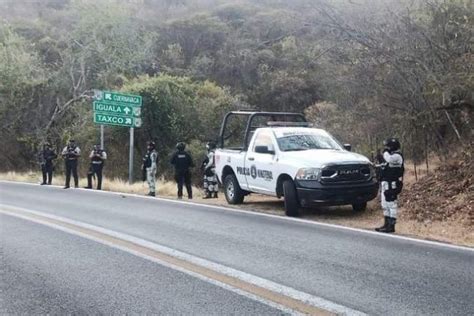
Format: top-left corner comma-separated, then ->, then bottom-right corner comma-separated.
224,174 -> 245,204
352,202 -> 367,212
283,180 -> 300,217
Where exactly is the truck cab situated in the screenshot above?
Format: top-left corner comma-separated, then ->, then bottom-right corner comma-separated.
215,111 -> 378,216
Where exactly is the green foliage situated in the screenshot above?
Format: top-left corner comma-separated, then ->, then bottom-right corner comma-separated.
0,0 -> 472,176
117,75 -> 240,180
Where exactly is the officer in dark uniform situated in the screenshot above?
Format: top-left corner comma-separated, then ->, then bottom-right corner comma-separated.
375,138 -> 404,233
61,139 -> 81,189
38,142 -> 57,185
85,144 -> 107,190
170,142 -> 194,199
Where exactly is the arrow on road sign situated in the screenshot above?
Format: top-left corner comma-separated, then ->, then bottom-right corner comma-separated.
125,118 -> 132,124
124,107 -> 131,115
104,93 -> 112,100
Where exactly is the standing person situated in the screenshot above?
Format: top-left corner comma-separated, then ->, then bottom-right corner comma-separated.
85,144 -> 107,190
201,141 -> 218,199
375,138 -> 404,233
142,141 -> 158,197
38,142 -> 57,185
61,139 -> 81,189
170,142 -> 194,200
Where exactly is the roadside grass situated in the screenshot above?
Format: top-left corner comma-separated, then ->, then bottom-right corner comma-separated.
0,171 -> 203,198
1,170 -> 472,247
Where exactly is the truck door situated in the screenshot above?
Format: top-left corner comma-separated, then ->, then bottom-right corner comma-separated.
245,130 -> 278,195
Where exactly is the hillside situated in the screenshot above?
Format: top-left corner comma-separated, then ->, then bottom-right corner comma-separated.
402,148 -> 473,227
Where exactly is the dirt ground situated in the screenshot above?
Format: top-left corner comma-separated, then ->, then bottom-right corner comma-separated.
1,170 -> 472,247
188,193 -> 473,247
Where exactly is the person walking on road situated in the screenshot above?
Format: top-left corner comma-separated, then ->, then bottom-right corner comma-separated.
142,141 -> 158,197
61,139 -> 81,189
85,144 -> 107,190
375,138 -> 404,233
38,142 -> 57,185
171,142 -> 194,200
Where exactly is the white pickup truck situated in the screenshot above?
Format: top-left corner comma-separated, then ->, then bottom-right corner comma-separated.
215,111 -> 378,216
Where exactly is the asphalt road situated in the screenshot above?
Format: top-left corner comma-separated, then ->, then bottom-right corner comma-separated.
1,181 -> 473,315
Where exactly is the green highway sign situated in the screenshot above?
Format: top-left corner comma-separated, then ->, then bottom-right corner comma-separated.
93,101 -> 141,117
94,113 -> 142,128
97,91 -> 142,107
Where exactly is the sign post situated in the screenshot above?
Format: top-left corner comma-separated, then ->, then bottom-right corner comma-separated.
129,127 -> 134,184
92,90 -> 142,184
100,125 -> 104,150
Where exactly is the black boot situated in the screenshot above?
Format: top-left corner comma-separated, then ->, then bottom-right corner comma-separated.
202,192 -> 212,199
213,192 -> 218,198
375,216 -> 390,232
379,218 -> 396,233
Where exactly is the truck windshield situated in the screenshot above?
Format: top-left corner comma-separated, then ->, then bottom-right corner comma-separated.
277,133 -> 342,151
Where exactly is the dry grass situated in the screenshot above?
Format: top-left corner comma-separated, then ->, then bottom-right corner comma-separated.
0,171 -> 203,198
403,156 -> 441,185
1,171 -> 472,248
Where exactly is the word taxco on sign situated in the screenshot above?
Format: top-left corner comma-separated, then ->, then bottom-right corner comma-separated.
93,90 -> 142,128
94,113 -> 142,128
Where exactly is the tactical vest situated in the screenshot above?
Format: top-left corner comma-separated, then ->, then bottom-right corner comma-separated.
91,151 -> 104,165
380,151 -> 404,182
143,150 -> 157,168
66,146 -> 78,160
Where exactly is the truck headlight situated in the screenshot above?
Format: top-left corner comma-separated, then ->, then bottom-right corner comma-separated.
295,168 -> 321,180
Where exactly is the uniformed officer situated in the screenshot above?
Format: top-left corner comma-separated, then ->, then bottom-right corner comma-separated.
61,139 -> 81,189
143,141 -> 158,196
85,144 -> 107,190
375,138 -> 404,233
170,142 -> 194,199
201,141 -> 218,199
38,142 -> 57,185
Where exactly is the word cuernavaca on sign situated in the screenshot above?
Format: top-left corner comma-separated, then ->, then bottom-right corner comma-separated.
101,91 -> 142,106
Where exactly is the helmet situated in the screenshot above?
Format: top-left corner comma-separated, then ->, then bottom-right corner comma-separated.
206,141 -> 216,151
176,142 -> 186,151
383,138 -> 401,151
148,141 -> 156,149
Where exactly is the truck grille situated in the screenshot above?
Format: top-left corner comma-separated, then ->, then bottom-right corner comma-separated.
320,164 -> 371,184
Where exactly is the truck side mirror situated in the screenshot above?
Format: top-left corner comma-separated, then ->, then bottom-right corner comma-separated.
255,145 -> 275,155
343,144 -> 352,151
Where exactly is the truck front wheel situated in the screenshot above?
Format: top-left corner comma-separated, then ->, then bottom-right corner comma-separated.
224,174 -> 245,204
283,180 -> 300,217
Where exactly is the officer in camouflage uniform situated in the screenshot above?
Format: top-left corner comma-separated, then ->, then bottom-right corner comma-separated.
201,141 -> 218,199
375,138 -> 404,233
143,141 -> 158,197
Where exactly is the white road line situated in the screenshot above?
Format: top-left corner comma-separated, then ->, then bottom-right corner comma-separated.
1,204 -> 365,316
1,179 -> 472,252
